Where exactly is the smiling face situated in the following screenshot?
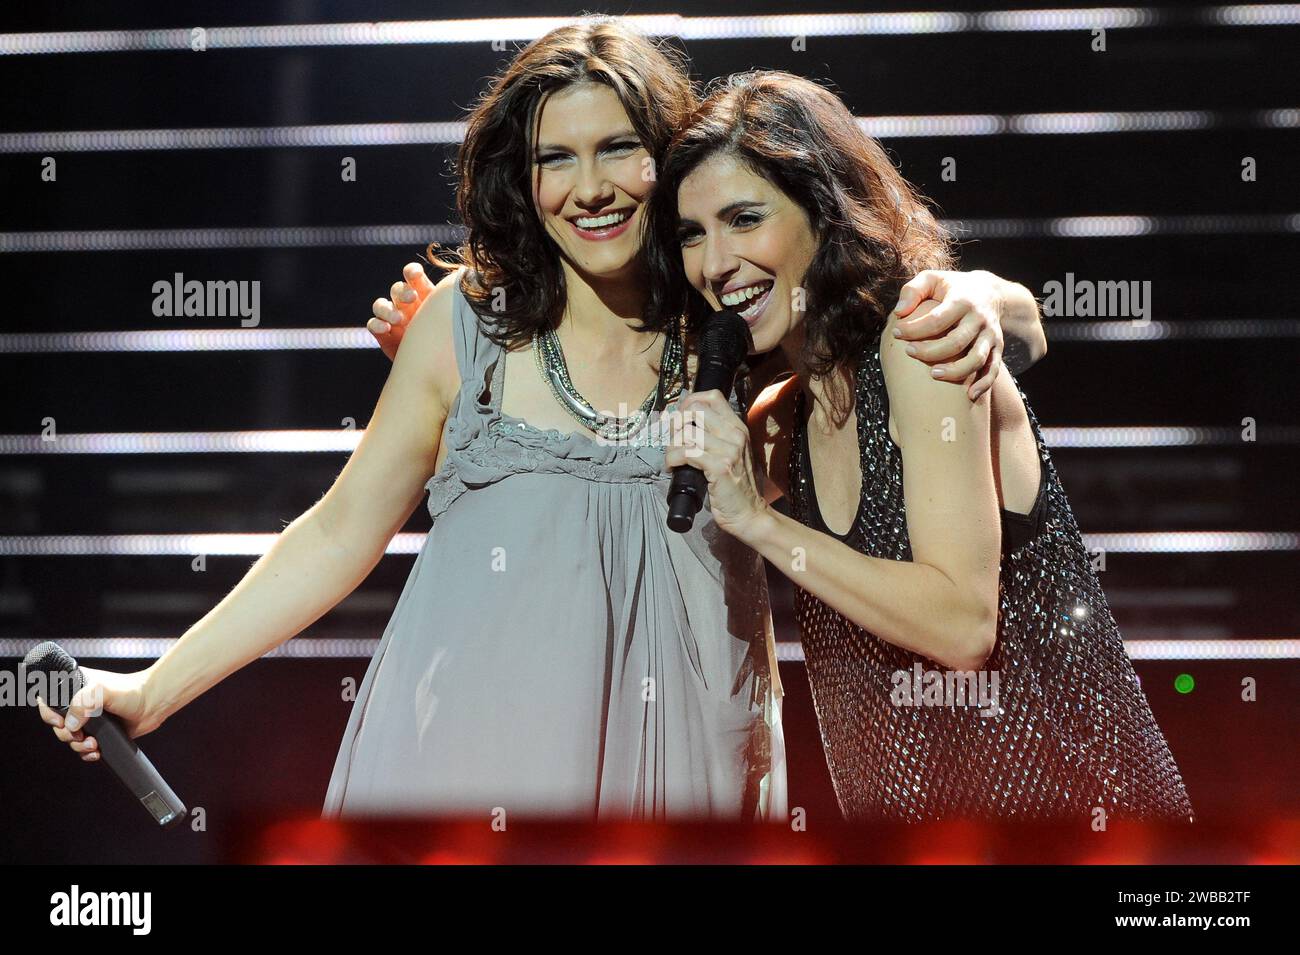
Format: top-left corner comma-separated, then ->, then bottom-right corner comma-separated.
530,81 -> 654,282
676,152 -> 819,354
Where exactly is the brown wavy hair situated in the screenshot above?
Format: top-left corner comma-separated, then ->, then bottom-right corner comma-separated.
643,70 -> 956,381
427,16 -> 697,350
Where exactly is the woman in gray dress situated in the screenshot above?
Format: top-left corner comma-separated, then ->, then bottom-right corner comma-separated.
38,19 -> 1044,822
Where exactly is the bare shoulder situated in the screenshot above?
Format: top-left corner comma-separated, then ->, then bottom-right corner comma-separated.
747,373 -> 800,501
878,304 -> 977,444
878,304 -> 938,388
400,266 -> 467,411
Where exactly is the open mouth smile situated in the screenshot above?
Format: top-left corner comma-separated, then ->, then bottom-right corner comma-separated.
720,280 -> 775,323
567,208 -> 635,241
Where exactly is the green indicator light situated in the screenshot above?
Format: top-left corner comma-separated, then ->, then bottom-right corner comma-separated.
1174,673 -> 1195,694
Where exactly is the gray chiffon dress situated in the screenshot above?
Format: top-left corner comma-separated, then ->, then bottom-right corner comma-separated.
322,277 -> 787,821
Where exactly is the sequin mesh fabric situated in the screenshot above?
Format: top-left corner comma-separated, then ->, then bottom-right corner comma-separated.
787,331 -> 1194,822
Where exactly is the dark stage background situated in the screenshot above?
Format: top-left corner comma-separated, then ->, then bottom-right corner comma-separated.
1,2 -> 1297,863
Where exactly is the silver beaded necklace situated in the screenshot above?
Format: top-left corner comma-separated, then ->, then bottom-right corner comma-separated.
531,318 -> 685,442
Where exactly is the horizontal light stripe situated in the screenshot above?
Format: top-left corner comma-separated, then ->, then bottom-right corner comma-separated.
0,122 -> 471,153
3,637 -> 1297,662
0,533 -> 423,555
861,110 -> 1220,138
0,586 -> 1240,614
774,638 -> 1300,663
10,8 -> 1300,58
1123,638 -> 1300,658
0,328 -> 375,353
4,214 -> 1297,254
2,425 -> 1297,455
1046,318 -> 1300,341
957,214 -> 1300,239
1,319 -> 1296,355
0,10 -> 1176,57
1041,425 -> 1300,447
1207,3 -> 1300,23
8,109 -> 1296,153
0,636 -> 381,660
0,531 -> 1293,556
0,224 -> 461,253
0,431 -> 364,454
1085,531 -> 1300,552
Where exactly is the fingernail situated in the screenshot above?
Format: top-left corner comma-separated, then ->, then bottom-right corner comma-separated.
85,738 -> 95,750
892,327 -> 902,337
400,289 -> 416,302
931,367 -> 945,378
905,345 -> 917,356
65,715 -> 80,731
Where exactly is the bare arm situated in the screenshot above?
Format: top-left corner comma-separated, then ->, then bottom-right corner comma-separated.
993,276 -> 1047,375
729,315 -> 1001,671
141,270 -> 464,729
892,269 -> 1048,395
747,269 -> 1043,510
747,375 -> 798,505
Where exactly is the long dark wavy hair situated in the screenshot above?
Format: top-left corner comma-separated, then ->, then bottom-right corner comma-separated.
428,17 -> 696,350
643,71 -> 956,381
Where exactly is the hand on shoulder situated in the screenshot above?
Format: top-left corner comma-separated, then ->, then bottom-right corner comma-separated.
880,303 -> 989,448
390,266 -> 465,411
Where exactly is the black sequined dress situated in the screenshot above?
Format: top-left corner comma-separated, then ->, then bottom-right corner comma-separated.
786,330 -> 1194,822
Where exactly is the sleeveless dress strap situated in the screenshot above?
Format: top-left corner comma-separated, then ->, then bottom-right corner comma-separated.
447,269 -> 500,412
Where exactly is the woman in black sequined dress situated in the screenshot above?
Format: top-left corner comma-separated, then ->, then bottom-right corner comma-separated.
647,72 -> 1194,822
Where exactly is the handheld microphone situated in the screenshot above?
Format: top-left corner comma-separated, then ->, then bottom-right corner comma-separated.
23,641 -> 187,829
666,309 -> 753,533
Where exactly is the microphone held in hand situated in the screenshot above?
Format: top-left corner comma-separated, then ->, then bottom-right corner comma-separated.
23,641 -> 187,829
666,310 -> 753,533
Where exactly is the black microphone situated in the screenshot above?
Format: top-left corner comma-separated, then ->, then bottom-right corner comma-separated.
666,309 -> 753,532
23,641 -> 187,829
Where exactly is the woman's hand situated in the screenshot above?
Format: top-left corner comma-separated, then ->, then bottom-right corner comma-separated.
35,666 -> 158,762
890,269 -> 1013,401
367,262 -> 436,362
665,389 -> 771,542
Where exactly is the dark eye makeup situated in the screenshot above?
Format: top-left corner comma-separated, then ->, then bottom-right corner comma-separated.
534,140 -> 641,166
676,209 -> 765,244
